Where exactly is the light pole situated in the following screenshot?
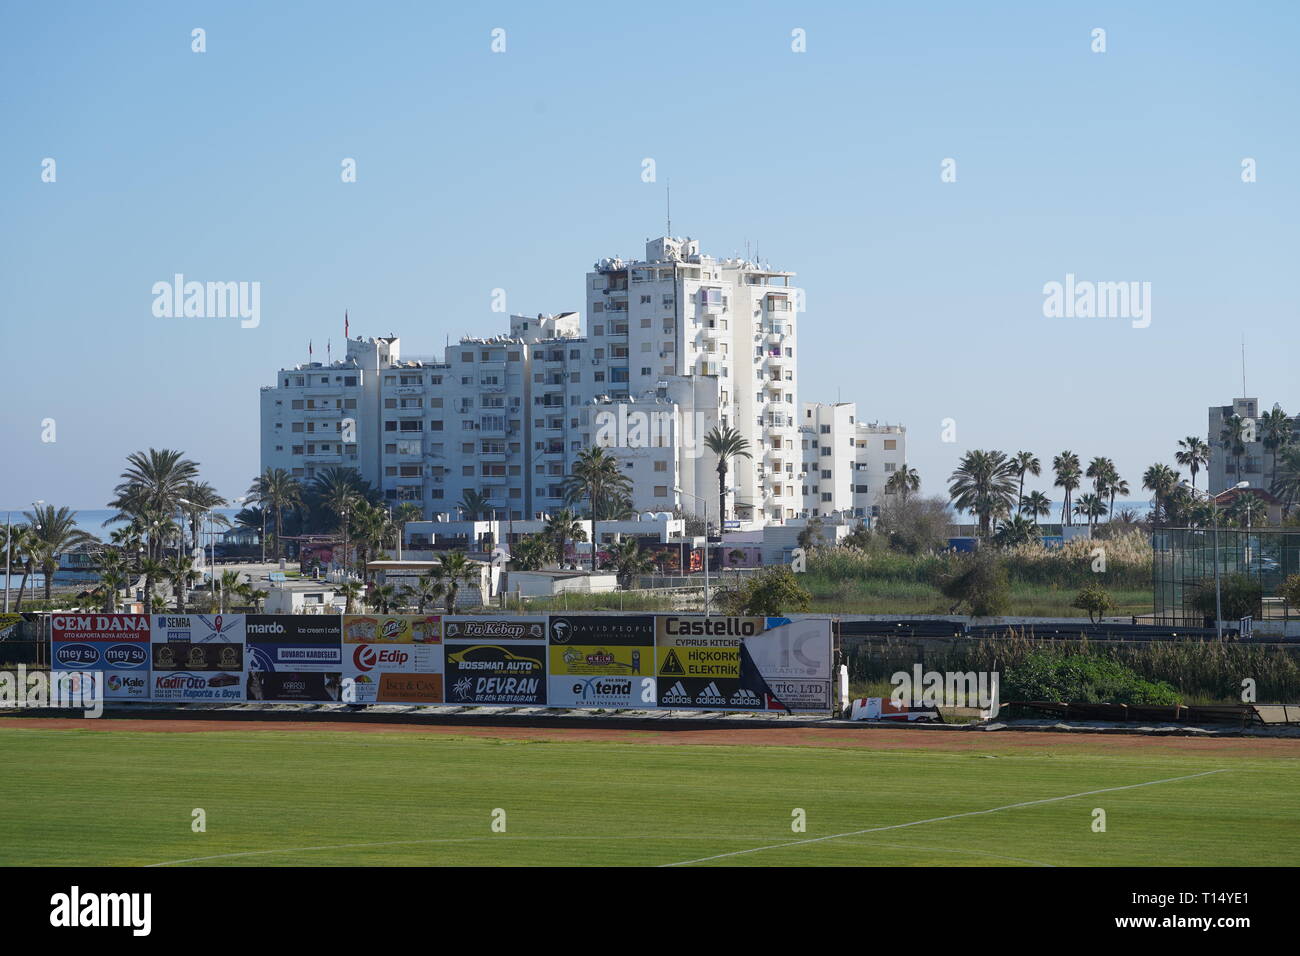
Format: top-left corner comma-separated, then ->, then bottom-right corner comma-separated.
1184,480 -> 1249,639
674,487 -> 711,616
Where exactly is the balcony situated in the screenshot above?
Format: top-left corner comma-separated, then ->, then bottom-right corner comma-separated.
304,406 -> 342,419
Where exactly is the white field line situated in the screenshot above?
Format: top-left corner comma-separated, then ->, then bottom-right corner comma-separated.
661,769 -> 1229,867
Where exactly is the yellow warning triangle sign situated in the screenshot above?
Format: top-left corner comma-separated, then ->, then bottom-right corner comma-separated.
659,648 -> 685,676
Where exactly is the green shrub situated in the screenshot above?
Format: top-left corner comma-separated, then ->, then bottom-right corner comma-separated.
1002,650 -> 1181,705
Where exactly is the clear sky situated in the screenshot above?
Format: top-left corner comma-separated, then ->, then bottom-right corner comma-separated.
3,1 -> 1297,512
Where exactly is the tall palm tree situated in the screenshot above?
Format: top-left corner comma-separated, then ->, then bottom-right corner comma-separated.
544,508 -> 587,568
1107,474 -> 1129,521
24,505 -> 97,601
562,446 -> 633,571
1052,451 -> 1081,527
436,551 -> 478,614
1073,493 -> 1108,533
1219,414 -> 1247,482
251,467 -> 302,565
112,449 -> 200,560
1011,452 -> 1041,514
3,524 -> 33,610
1271,444 -> 1300,518
884,465 -> 920,501
947,450 -> 1018,537
138,557 -> 167,612
96,547 -> 128,612
179,481 -> 228,554
703,425 -> 752,525
1260,406 -> 1293,494
1141,463 -> 1181,526
165,553 -> 198,612
1175,436 -> 1210,494
1020,490 -> 1052,525
314,469 -> 363,571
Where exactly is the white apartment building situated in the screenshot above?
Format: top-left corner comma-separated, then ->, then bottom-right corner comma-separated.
800,402 -> 906,521
260,234 -> 901,530
1207,397 -> 1298,495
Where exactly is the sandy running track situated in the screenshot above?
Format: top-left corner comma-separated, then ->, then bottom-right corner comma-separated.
1,716 -> 1298,758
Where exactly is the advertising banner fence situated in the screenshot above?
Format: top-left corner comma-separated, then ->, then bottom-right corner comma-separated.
150,614 -> 246,702
547,614 -> 655,708
341,615 -> 442,705
445,616 -> 547,706
246,615 -> 343,702
50,613 -> 151,700
33,613 -> 834,713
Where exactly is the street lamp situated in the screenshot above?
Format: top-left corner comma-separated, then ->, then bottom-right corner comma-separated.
178,497 -> 219,610
1183,480 -> 1249,639
674,487 -> 711,616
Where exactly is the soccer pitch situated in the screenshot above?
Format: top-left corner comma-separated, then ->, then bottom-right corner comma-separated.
1,723 -> 1296,867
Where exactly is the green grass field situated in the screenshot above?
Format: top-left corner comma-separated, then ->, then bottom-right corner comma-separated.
1,725 -> 1296,866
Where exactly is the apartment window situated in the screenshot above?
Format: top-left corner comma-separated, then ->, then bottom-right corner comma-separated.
885,462 -> 897,472
654,486 -> 668,498
884,439 -> 897,450
821,493 -> 833,502
654,460 -> 667,472
461,352 -> 474,362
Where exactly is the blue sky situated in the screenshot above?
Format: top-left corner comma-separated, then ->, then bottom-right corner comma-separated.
2,1 -> 1297,512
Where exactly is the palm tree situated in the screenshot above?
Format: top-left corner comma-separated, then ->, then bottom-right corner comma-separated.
249,467 -> 302,565
401,573 -> 445,613
457,490 -> 492,521
96,547 -> 128,612
1272,444 -> 1300,518
543,509 -> 586,568
947,450 -> 1018,537
112,449 -> 200,560
1052,452 -> 1081,527
510,534 -> 554,571
1225,494 -> 1267,529
3,524 -> 33,610
1107,474 -> 1129,521
179,481 -> 228,554
436,551 -> 478,614
562,446 -> 633,571
24,505 -> 97,601
138,557 -> 167,612
1142,464 -> 1181,526
884,465 -> 920,501
165,553 -> 198,612
218,570 -> 242,613
1020,491 -> 1052,525
606,538 -> 653,589
338,579 -> 364,614
366,583 -> 398,614
1219,414 -> 1247,482
1260,406 -> 1293,494
703,425 -> 752,525
1073,493 -> 1108,533
1175,437 -> 1210,494
315,471 -> 362,571
993,514 -> 1040,548
1011,452 -> 1041,514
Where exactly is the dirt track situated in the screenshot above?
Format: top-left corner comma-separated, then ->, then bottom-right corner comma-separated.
3,716 -> 1298,757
